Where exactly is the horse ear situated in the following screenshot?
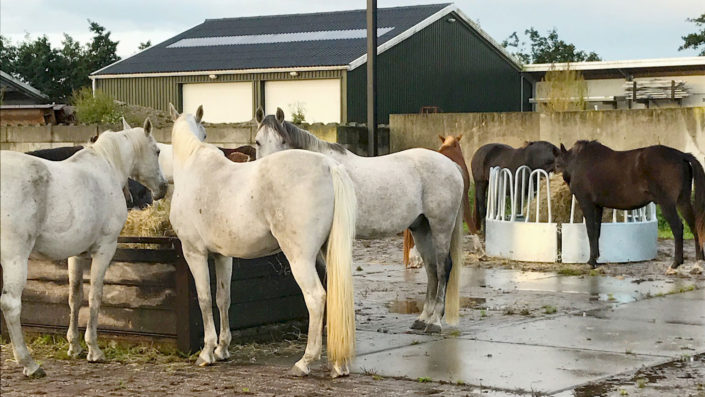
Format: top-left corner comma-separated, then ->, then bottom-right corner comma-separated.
168,103 -> 180,121
560,143 -> 568,154
122,117 -> 131,130
255,107 -> 264,125
438,135 -> 445,143
276,107 -> 285,124
456,134 -> 463,141
195,105 -> 204,123
143,118 -> 152,135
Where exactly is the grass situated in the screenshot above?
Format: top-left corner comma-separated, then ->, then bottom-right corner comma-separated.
4,334 -> 188,365
557,266 -> 586,276
636,378 -> 647,388
417,377 -> 432,383
543,305 -> 557,314
656,205 -> 694,240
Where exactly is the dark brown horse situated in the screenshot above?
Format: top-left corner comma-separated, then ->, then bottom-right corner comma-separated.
471,141 -> 559,232
218,145 -> 256,162
557,140 -> 705,269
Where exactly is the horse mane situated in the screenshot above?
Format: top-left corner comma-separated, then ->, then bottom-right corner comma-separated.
88,130 -> 138,174
262,115 -> 346,154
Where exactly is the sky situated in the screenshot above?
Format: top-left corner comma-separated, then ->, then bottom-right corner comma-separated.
1,0 -> 703,62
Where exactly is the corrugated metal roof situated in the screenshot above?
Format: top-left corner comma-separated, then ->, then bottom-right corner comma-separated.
93,4 -> 450,75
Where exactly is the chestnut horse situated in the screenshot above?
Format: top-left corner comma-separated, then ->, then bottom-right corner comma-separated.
557,140 -> 704,269
403,135 -> 473,267
471,141 -> 559,232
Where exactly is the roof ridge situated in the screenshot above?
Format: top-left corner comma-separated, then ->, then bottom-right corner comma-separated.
203,3 -> 451,22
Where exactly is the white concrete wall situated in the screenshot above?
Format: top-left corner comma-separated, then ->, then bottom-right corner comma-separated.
264,79 -> 341,123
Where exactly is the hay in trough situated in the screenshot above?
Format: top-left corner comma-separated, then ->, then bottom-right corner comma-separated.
120,197 -> 175,237
522,173 -> 612,224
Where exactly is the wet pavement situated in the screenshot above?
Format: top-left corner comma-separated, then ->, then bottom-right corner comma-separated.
262,264 -> 704,395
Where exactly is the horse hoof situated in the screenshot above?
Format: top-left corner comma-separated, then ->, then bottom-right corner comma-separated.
87,349 -> 105,363
24,366 -> 46,378
410,320 -> 426,330
289,364 -> 309,377
424,323 -> 442,334
214,346 -> 230,361
67,344 -> 83,358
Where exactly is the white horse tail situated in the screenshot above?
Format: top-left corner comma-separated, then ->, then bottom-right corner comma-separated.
325,164 -> 357,370
445,202 -> 464,325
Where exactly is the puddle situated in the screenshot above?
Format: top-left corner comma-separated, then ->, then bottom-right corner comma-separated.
387,297 -> 486,314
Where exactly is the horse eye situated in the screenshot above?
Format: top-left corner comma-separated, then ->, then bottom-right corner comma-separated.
255,140 -> 261,146
156,149 -> 161,155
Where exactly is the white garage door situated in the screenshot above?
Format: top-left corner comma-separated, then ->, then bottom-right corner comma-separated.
265,79 -> 341,123
182,82 -> 253,123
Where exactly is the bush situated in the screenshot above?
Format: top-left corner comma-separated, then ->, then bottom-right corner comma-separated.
72,87 -> 121,124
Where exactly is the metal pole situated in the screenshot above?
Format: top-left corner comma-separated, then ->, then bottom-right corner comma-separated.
366,0 -> 377,156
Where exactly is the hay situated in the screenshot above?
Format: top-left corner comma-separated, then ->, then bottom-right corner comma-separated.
120,197 -> 175,237
522,174 -> 612,224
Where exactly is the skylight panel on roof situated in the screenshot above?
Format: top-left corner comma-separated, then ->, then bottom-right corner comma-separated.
167,27 -> 395,48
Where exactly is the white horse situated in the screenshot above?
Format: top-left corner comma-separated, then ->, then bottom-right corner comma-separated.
0,119 -> 167,377
168,104 -> 357,377
121,117 -> 203,184
255,108 -> 464,333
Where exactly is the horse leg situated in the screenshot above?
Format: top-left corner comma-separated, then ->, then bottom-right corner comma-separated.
67,256 -> 88,358
213,254 -> 233,361
408,218 -> 438,331
580,201 -> 601,268
182,247 -> 218,366
84,242 -> 117,362
284,253 -> 325,377
424,223 -> 455,334
661,203 -> 685,268
0,252 -> 44,377
475,181 -> 488,232
677,197 -> 703,261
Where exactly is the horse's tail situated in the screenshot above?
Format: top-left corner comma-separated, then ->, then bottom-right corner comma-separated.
463,188 -> 477,234
402,229 -> 413,266
445,200 -> 463,326
685,154 -> 705,251
326,164 -> 357,370
472,183 -> 483,233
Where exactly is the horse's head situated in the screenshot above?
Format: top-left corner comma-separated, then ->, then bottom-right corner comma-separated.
555,143 -> 578,184
169,103 -> 207,142
438,134 -> 462,151
254,107 -> 291,159
129,118 -> 168,200
524,141 -> 559,173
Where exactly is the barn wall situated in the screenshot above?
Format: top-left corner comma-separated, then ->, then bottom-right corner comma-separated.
390,106 -> 705,169
347,11 -> 525,124
93,69 -> 345,115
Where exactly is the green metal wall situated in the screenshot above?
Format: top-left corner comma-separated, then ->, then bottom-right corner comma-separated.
95,70 -> 345,114
347,12 -> 527,124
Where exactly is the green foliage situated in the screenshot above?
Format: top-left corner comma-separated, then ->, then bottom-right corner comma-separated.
679,13 -> 705,55
72,87 -> 120,124
502,28 -> 601,64
1,21 -> 119,102
656,205 -> 694,240
138,41 -> 152,51
289,102 -> 307,124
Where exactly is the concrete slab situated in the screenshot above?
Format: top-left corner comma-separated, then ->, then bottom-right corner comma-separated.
352,338 -> 659,394
472,315 -> 704,357
355,330 -> 438,356
591,291 -> 705,326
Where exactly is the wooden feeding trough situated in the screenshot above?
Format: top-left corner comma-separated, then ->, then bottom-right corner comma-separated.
0,237 -> 307,353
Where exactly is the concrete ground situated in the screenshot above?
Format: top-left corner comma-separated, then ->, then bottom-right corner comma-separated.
2,237 -> 704,396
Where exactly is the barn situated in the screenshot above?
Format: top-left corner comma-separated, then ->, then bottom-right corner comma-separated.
91,3 -> 527,124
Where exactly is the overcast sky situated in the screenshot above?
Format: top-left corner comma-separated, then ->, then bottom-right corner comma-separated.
1,0 -> 703,62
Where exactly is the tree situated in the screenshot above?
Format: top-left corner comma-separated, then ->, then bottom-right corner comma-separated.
679,13 -> 705,55
84,20 -> 120,73
0,21 -> 120,102
138,41 -> 152,51
502,28 -> 601,64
